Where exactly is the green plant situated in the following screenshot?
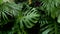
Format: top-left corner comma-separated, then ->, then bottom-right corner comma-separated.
0,0 -> 60,34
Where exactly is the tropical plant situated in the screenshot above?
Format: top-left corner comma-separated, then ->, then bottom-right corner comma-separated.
0,0 -> 60,34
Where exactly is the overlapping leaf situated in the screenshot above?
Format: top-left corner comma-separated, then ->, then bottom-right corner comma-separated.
0,2 -> 23,25
40,0 -> 60,18
40,18 -> 60,34
16,5 -> 40,28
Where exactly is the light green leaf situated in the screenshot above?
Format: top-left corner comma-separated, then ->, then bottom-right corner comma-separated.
57,15 -> 60,23
0,0 -> 3,4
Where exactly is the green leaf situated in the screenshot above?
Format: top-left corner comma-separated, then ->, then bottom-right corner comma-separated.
42,29 -> 51,34
0,2 -> 23,25
40,20 -> 60,34
57,15 -> 60,23
16,5 -> 40,29
0,0 -> 3,4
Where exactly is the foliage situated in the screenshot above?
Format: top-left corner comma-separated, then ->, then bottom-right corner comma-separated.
0,0 -> 60,34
